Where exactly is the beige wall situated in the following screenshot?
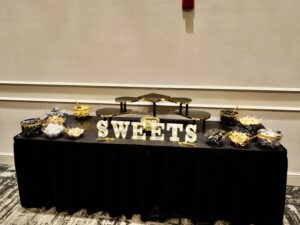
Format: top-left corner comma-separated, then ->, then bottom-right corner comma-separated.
0,0 -> 300,87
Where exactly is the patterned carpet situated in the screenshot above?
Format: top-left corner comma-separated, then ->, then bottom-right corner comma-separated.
0,164 -> 299,225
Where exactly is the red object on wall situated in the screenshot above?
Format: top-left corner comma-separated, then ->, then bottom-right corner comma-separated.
182,0 -> 194,10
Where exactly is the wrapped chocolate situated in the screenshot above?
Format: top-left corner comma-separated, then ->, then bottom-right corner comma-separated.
46,107 -> 67,118
205,129 -> 226,146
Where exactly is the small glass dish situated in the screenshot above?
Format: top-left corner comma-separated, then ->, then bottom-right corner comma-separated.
257,129 -> 282,149
64,127 -> 84,139
205,129 -> 226,146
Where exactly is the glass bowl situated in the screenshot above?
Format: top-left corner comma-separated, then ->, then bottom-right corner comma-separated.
220,109 -> 239,126
20,118 -> 42,137
228,131 -> 252,148
257,129 -> 282,148
43,124 -> 64,139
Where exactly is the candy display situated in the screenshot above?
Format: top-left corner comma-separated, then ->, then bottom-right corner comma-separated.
18,94 -> 284,150
220,109 -> 239,126
64,127 -> 84,139
257,129 -> 282,148
205,129 -> 226,146
46,107 -> 67,118
43,124 -> 64,139
73,104 -> 90,119
20,118 -> 42,137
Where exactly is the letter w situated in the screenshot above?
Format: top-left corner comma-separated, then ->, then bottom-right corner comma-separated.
111,121 -> 130,139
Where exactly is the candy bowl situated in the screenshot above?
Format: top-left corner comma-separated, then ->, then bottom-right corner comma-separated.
205,129 -> 226,146
20,118 -> 42,137
64,127 -> 84,139
73,104 -> 90,120
43,124 -> 64,139
238,116 -> 262,136
220,109 -> 239,126
228,131 -> 253,148
257,129 -> 282,149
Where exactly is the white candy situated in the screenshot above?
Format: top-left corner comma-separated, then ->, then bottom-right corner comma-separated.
43,124 -> 64,138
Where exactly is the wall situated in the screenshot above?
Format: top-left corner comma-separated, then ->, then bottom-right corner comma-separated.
0,0 -> 300,87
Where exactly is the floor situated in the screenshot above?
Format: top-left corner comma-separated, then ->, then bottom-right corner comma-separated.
0,164 -> 299,225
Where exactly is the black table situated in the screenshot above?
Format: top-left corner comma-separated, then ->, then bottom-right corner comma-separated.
14,116 -> 288,225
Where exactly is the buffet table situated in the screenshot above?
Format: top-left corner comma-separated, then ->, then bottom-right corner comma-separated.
14,116 -> 287,225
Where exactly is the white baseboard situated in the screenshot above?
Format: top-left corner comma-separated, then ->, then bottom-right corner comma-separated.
1,152 -> 299,186
287,172 -> 300,186
0,152 -> 14,165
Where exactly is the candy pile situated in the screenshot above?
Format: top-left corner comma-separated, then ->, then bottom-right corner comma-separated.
73,105 -> 90,119
239,116 -> 261,126
65,127 -> 84,138
205,129 -> 226,146
46,116 -> 65,125
238,116 -> 262,136
228,131 -> 251,147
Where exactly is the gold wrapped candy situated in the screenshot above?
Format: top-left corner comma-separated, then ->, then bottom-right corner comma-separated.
64,127 -> 84,138
45,116 -> 65,125
228,131 -> 252,147
239,116 -> 261,126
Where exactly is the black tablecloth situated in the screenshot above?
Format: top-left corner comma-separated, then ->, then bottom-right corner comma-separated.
14,116 -> 288,225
